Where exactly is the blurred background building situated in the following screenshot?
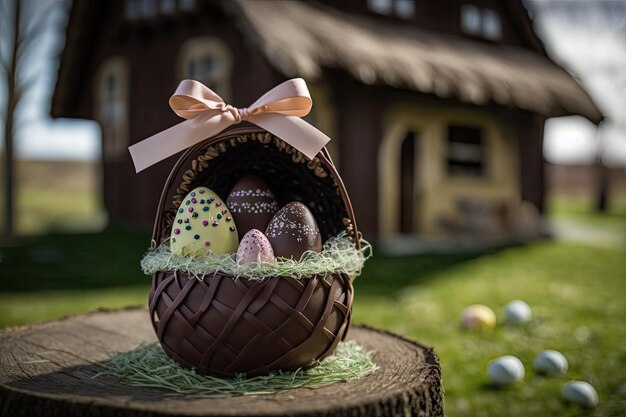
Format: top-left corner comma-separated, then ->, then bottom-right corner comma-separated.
2,0 -> 624,245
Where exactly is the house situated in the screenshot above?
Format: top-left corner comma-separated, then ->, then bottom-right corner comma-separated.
51,0 -> 602,243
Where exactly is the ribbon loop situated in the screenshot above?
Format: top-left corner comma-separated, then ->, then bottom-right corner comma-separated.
128,78 -> 330,173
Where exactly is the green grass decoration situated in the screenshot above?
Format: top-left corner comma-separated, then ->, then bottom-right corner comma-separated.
141,232 -> 371,281
101,341 -> 377,397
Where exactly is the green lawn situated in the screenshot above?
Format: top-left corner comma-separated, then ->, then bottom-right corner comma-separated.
1,230 -> 624,416
548,195 -> 626,231
353,243 -> 625,417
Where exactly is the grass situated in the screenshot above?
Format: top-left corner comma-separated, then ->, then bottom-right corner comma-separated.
1,229 -> 624,416
0,160 -> 104,235
353,243 -> 626,417
0,163 -> 624,416
104,341 -> 377,397
547,194 -> 626,231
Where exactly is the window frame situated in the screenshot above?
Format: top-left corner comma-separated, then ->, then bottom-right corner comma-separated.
94,56 -> 130,162
461,4 -> 502,41
445,124 -> 487,178
176,37 -> 233,102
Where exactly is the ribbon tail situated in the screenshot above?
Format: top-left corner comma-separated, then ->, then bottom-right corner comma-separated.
128,116 -> 234,172
249,113 -> 330,160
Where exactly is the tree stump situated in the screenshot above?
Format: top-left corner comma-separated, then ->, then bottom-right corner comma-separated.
0,308 -> 443,417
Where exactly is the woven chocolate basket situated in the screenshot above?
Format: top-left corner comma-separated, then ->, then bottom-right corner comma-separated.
148,126 -> 361,377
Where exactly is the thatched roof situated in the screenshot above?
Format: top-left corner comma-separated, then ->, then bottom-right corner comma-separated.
230,0 -> 603,124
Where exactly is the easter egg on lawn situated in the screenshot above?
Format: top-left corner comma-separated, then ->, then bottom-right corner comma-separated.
236,229 -> 275,265
504,300 -> 532,326
170,187 -> 238,256
226,176 -> 279,240
487,355 -> 525,386
461,304 -> 496,330
534,350 -> 568,375
562,381 -> 598,408
266,201 -> 322,260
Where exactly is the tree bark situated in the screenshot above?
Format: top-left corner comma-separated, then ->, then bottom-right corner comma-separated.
595,158 -> 608,212
0,308 -> 444,417
2,0 -> 21,238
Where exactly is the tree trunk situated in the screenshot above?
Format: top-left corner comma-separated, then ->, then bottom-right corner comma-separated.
2,0 -> 21,238
2,99 -> 15,238
0,308 -> 444,417
595,158 -> 608,212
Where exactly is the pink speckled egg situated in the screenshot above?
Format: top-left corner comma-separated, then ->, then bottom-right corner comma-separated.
236,229 -> 275,265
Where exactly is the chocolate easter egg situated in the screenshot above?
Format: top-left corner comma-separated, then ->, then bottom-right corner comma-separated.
265,201 -> 322,260
170,187 -> 238,256
226,176 -> 279,240
236,229 -> 275,265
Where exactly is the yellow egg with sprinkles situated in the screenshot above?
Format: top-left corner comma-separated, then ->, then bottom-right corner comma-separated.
170,187 -> 238,256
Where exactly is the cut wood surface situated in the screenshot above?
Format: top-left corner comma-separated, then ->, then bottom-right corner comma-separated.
0,308 -> 443,417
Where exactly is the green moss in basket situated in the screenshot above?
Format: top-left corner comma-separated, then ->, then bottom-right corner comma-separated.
141,232 -> 371,281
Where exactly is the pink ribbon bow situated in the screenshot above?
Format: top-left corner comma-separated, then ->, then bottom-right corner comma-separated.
128,78 -> 330,173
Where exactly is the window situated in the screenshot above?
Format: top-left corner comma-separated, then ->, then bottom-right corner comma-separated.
368,0 -> 414,19
95,57 -> 129,162
159,0 -> 175,14
368,0 -> 392,15
139,0 -> 157,18
303,83 -> 338,165
482,9 -> 502,40
179,0 -> 196,12
125,0 -> 193,20
124,0 -> 140,20
446,125 -> 485,177
177,37 -> 232,101
461,5 -> 481,35
461,5 -> 502,41
394,0 -> 415,19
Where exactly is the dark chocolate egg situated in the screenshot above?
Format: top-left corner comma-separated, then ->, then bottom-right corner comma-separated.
226,176 -> 279,240
265,201 -> 322,260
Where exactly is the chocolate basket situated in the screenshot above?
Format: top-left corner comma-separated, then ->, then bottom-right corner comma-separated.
148,126 -> 362,377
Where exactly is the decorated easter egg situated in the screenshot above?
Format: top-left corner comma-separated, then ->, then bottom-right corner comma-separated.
226,176 -> 279,239
170,187 -> 238,256
504,300 -> 532,326
461,304 -> 496,330
265,201 -> 322,260
563,381 -> 598,408
487,355 -> 525,386
534,350 -> 568,375
236,229 -> 275,265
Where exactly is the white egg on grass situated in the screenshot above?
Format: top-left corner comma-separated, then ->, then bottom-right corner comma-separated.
487,355 -> 525,386
504,300 -> 532,326
534,350 -> 568,375
562,381 -> 598,408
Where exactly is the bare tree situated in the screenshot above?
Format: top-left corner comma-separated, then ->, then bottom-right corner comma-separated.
0,0 -> 54,237
527,0 -> 626,213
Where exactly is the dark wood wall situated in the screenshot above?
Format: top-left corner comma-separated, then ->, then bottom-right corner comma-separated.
59,0 -> 546,238
517,112 -> 546,213
314,0 -> 529,48
83,0 -> 285,228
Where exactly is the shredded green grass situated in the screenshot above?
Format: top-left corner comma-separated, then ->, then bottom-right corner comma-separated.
140,233 -> 371,281
100,341 -> 377,397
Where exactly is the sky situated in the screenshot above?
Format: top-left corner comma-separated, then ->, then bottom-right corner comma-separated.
529,0 -> 626,167
1,0 -> 625,166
